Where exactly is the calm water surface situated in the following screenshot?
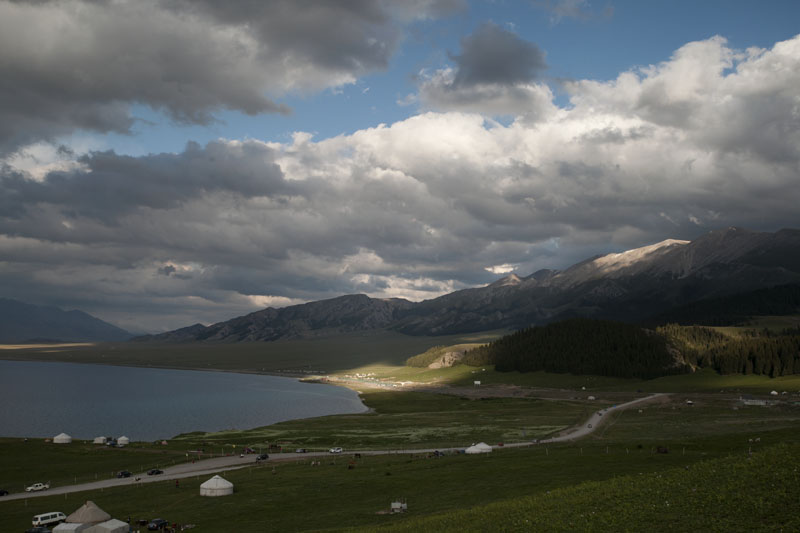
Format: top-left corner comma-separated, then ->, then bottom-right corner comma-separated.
0,360 -> 366,441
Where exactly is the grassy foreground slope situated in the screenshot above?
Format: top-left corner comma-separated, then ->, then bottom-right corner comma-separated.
357,442 -> 800,533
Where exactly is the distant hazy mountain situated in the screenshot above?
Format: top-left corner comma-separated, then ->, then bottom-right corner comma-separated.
0,298 -> 132,343
135,294 -> 413,343
138,227 -> 800,342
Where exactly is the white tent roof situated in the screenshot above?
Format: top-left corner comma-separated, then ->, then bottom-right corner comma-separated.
54,523 -> 89,533
201,475 -> 233,489
84,519 -> 129,533
117,436 -> 129,443
54,432 -> 72,443
465,442 -> 493,454
200,475 -> 234,496
67,500 -> 111,524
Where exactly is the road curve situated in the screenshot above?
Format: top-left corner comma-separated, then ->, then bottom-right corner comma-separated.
1,393 -> 667,502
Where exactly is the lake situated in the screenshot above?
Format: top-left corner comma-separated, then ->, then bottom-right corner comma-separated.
0,360 -> 367,441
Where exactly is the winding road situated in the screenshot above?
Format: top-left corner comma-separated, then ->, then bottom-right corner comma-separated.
1,393 -> 667,502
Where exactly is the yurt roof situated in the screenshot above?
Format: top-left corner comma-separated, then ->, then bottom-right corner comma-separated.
55,432 -> 72,439
200,475 -> 234,489
66,500 -> 111,524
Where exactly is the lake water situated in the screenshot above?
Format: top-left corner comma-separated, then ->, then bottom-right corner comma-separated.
0,360 -> 367,441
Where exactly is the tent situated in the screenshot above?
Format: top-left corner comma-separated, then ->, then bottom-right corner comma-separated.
465,442 -> 493,454
53,432 -> 73,444
117,436 -> 130,446
83,519 -> 130,533
92,436 -> 107,445
53,524 -> 89,533
66,500 -> 111,525
200,475 -> 234,497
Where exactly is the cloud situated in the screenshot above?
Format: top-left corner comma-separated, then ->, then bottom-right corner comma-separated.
1,33 -> 800,331
533,0 -> 614,25
0,0 -> 463,156
417,22 -> 551,116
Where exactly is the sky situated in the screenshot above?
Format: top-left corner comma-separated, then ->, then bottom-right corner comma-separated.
1,0 -> 800,333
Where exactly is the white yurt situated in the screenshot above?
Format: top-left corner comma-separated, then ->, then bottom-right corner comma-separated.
53,432 -> 73,444
117,436 -> 130,446
83,519 -> 129,533
465,442 -> 493,454
92,436 -> 107,445
200,475 -> 234,497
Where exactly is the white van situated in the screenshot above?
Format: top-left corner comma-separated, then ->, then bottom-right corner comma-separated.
32,511 -> 66,526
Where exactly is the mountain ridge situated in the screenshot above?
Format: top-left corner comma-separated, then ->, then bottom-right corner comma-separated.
136,227 -> 800,342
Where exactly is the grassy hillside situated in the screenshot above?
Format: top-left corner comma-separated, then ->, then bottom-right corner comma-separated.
357,442 -> 800,532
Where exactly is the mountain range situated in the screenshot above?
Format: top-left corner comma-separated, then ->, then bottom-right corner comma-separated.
135,227 -> 800,343
0,298 -> 132,343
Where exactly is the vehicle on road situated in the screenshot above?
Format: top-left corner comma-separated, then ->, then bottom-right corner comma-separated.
116,470 -> 131,478
588,424 -> 593,428
147,518 -> 169,530
25,482 -> 50,492
147,469 -> 163,475
31,511 -> 66,527
256,453 -> 269,461
329,447 -> 343,453
295,448 -> 308,453
0,488 -> 8,496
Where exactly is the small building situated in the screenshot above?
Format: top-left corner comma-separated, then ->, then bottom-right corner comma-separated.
92,436 -> 107,445
390,500 -> 408,513
587,396 -> 596,401
55,501 -> 118,533
685,400 -> 694,406
473,380 -> 481,386
53,432 -> 73,444
116,436 -> 130,446
200,475 -> 234,497
770,390 -> 779,396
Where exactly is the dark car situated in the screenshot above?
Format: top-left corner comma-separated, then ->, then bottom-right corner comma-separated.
116,470 -> 131,478
147,469 -> 163,475
147,518 -> 168,530
0,488 -> 8,496
256,453 -> 269,461
25,528 -> 51,533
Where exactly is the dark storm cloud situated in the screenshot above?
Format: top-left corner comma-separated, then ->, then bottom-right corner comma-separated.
451,22 -> 547,88
417,23 -> 552,115
0,140 -> 292,223
0,0 -> 463,156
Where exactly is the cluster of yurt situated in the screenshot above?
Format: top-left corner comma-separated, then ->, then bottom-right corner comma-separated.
53,433 -> 72,444
91,435 -> 129,446
53,501 -> 128,533
465,442 -> 493,454
200,475 -> 234,497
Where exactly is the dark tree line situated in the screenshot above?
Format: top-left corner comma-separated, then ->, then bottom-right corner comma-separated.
465,318 -> 681,379
660,323 -> 800,376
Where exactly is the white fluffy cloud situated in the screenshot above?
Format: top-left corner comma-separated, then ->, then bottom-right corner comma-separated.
2,33 -> 799,331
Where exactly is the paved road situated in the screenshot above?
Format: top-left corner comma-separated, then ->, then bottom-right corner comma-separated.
1,393 -> 666,502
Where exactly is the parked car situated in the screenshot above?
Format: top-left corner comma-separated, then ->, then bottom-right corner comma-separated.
295,448 -> 308,453
147,518 -> 169,530
329,447 -> 343,453
31,511 -> 66,527
0,488 -> 8,496
255,453 -> 269,461
147,469 -> 163,476
25,482 -> 50,492
116,470 -> 131,478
